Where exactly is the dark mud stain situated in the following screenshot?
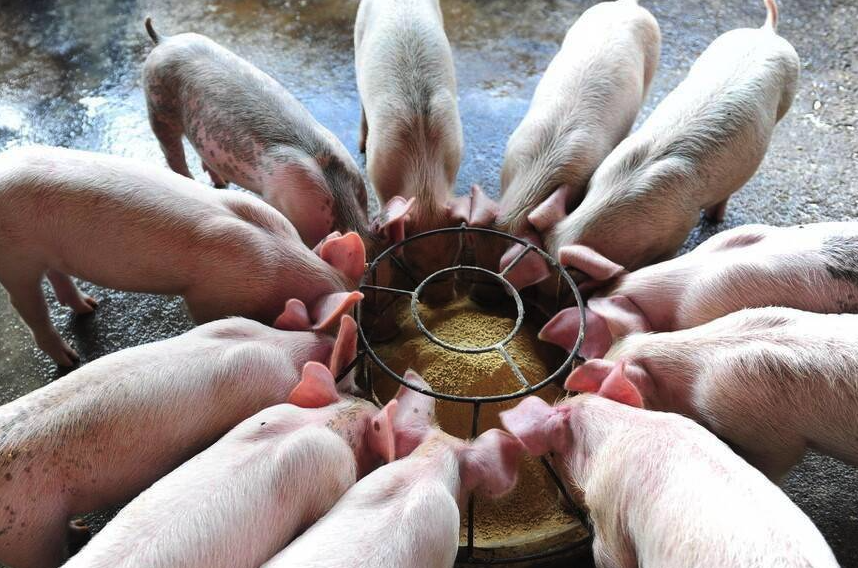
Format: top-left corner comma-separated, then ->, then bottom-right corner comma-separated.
822,236 -> 858,288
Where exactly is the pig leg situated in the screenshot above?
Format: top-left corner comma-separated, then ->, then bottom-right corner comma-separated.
203,161 -> 228,188
704,197 -> 729,223
0,269 -> 78,366
46,270 -> 97,314
359,105 -> 368,154
149,117 -> 193,179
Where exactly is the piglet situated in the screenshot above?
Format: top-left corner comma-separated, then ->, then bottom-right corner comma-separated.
472,0 -> 660,280
63,362 -> 399,568
354,0 -> 467,299
501,395 -> 839,568
0,146 -> 364,365
510,0 -> 799,290
143,18 -> 376,249
263,373 -> 523,568
541,222 -> 858,358
566,307 -> 858,481
0,314 -> 359,568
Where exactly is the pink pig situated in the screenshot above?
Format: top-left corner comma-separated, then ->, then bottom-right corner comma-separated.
508,0 -> 799,291
263,372 -> 523,568
467,0 -> 660,279
143,18 -> 376,249
354,0 -> 470,298
0,146 -> 365,365
541,222 -> 858,358
0,314 -> 359,568
63,362 -> 400,568
566,307 -> 858,481
501,395 -> 839,568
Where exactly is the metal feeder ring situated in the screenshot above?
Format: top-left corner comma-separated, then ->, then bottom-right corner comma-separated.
341,224 -> 591,566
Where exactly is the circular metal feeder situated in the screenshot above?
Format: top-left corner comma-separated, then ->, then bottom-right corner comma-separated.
341,224 -> 592,566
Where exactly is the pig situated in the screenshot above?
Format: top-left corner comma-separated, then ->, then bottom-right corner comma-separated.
469,0 -> 660,279
540,222 -> 858,358
63,361 -> 403,568
262,373 -> 523,568
501,395 -> 839,568
354,0 -> 468,299
143,18 -> 375,249
565,306 -> 858,481
507,0 -> 800,291
0,146 -> 365,366
0,313 -> 360,568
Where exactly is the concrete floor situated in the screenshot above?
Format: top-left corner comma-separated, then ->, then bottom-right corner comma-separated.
0,0 -> 856,566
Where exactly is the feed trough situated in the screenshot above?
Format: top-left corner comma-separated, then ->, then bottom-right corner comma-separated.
341,225 -> 594,566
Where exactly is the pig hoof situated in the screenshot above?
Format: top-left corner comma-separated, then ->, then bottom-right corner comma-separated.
67,518 -> 92,554
42,339 -> 80,367
72,295 -> 98,314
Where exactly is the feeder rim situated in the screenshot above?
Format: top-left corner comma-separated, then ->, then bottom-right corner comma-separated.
355,224 -> 587,404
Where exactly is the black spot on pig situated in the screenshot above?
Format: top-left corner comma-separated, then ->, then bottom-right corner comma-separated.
822,236 -> 858,288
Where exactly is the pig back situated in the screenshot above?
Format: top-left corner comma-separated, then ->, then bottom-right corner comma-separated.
0,147 -> 340,307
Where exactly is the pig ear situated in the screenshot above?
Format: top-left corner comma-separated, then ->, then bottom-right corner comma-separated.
372,196 -> 414,244
311,292 -> 364,332
540,306 -> 613,359
367,399 -> 397,464
449,184 -> 500,228
558,245 -> 624,282
273,292 -> 364,332
391,370 -> 437,458
597,361 -> 643,408
312,231 -> 343,255
320,232 -> 366,282
274,298 -> 312,330
500,232 -> 551,290
499,396 -> 569,457
527,184 -> 571,233
460,429 -> 523,498
564,359 -> 615,393
289,361 -> 341,408
329,315 -> 358,393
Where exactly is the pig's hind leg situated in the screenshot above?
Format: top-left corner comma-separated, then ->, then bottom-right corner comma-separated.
704,197 -> 729,223
0,266 -> 78,366
203,161 -> 228,188
149,115 -> 193,179
46,270 -> 97,314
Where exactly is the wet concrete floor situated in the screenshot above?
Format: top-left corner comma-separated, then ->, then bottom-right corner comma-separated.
0,0 -> 857,566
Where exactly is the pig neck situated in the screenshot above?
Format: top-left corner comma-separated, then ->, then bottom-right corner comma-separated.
408,188 -> 450,235
559,397 -> 668,558
324,399 -> 379,477
559,396 -> 642,490
404,430 -> 463,499
270,238 -> 348,299
607,262 -> 696,332
608,334 -> 699,418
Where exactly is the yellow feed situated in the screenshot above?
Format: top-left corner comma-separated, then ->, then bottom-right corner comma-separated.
372,296 -> 583,548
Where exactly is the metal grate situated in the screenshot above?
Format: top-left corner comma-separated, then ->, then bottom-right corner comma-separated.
340,224 -> 593,565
